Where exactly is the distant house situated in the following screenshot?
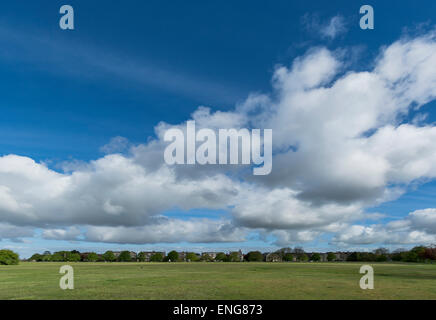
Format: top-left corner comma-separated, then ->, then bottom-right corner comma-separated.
80,252 -> 89,261
139,251 -> 166,262
229,250 -> 244,262
129,251 -> 137,261
177,252 -> 187,262
201,252 -> 218,260
111,251 -> 137,261
305,252 -> 328,262
265,253 -> 282,262
334,252 -> 351,261
188,253 -> 201,262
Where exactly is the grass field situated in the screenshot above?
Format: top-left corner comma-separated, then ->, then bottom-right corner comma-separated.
1,262 -> 436,300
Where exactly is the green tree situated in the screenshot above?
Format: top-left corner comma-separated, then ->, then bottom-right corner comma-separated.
374,248 -> 389,255
299,254 -> 309,262
376,254 -> 388,262
347,252 -> 361,261
293,247 -> 305,255
0,250 -> 19,265
283,253 -> 294,262
186,252 -> 200,262
103,251 -> 116,262
411,246 -> 426,261
51,252 -> 64,262
215,252 -> 227,262
87,252 -> 99,262
167,251 -> 179,262
246,251 -> 263,262
275,247 -> 292,260
42,254 -> 52,262
311,253 -> 321,262
118,251 -> 132,262
150,253 -> 163,262
391,251 -> 403,261
201,254 -> 214,262
29,253 -> 43,261
137,252 -> 147,262
228,252 -> 241,262
403,251 -> 419,262
327,252 -> 336,262
66,252 -> 81,262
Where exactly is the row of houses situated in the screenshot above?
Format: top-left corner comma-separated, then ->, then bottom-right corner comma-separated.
101,250 -> 350,262
264,252 -> 352,262
107,250 -> 245,262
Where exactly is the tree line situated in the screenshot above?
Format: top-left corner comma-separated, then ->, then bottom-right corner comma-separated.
2,245 -> 435,265
24,245 -> 436,263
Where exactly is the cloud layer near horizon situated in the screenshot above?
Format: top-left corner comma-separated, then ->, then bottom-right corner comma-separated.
2,29 -> 436,248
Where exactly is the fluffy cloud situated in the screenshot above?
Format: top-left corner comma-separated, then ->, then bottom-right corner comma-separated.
1,29 -> 436,247
42,226 -> 81,241
0,154 -> 238,227
85,218 -> 245,244
0,223 -> 34,241
332,208 -> 436,245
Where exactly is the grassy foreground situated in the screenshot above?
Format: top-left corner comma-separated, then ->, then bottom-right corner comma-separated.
1,262 -> 435,300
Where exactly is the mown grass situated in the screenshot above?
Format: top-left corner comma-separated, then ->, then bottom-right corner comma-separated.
1,262 -> 435,300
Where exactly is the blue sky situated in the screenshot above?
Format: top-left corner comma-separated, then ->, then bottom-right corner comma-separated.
1,1 -> 436,258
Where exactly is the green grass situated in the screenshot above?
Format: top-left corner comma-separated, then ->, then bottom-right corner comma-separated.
1,262 -> 435,299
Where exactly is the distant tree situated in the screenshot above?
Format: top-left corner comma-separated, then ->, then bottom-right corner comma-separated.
391,248 -> 405,261
403,250 -> 419,262
283,253 -> 294,262
87,252 -> 99,262
200,254 -> 213,262
29,253 -> 43,262
376,254 -> 388,262
424,246 -> 436,260
0,250 -> 19,265
186,252 -> 200,262
137,252 -> 147,262
275,247 -> 292,260
359,252 -> 375,262
391,252 -> 402,261
311,253 -> 321,262
150,253 -> 163,262
374,248 -> 389,255
42,254 -> 52,262
327,252 -> 336,262
50,252 -> 64,262
411,246 -> 426,261
66,252 -> 81,262
299,254 -> 309,262
167,251 -> 179,262
215,252 -> 227,262
292,247 -> 305,255
246,251 -> 264,262
103,251 -> 116,262
118,251 -> 132,262
347,252 -> 361,262
228,252 -> 241,262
